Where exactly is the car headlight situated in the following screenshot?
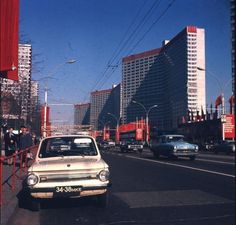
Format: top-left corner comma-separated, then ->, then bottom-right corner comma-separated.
195,145 -> 199,151
27,173 -> 39,186
173,146 -> 177,152
98,170 -> 110,182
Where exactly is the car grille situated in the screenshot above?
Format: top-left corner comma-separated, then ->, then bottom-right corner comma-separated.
177,149 -> 192,153
39,172 -> 98,183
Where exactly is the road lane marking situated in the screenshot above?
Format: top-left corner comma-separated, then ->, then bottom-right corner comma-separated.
109,151 -> 235,165
126,155 -> 235,178
196,158 -> 235,165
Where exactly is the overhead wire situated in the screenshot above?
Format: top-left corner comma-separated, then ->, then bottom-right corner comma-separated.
90,0 -> 161,91
98,0 -> 176,89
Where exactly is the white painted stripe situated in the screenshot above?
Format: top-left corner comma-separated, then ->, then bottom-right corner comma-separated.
196,158 -> 235,165
126,155 -> 235,178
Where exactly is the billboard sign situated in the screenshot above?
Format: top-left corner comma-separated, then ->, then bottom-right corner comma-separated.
1,92 -> 20,119
223,114 -> 235,139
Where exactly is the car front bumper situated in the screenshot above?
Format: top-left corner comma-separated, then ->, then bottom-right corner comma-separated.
172,151 -> 198,157
26,183 -> 111,199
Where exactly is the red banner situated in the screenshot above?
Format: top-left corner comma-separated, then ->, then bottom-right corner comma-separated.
135,128 -> 143,140
0,0 -> 19,80
41,106 -> 50,136
215,95 -> 222,107
223,114 -> 235,139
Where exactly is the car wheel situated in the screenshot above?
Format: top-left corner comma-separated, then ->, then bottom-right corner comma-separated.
189,156 -> 196,161
97,192 -> 108,208
29,198 -> 40,211
18,190 -> 28,209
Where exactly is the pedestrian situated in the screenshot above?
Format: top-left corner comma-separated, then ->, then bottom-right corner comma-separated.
32,132 -> 38,145
19,126 -> 33,167
4,128 -> 17,165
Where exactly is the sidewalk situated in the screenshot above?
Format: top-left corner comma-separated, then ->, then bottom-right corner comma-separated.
0,153 -> 27,225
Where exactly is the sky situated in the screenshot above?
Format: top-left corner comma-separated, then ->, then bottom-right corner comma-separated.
20,0 -> 232,125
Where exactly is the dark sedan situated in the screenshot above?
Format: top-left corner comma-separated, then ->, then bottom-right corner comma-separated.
212,140 -> 235,155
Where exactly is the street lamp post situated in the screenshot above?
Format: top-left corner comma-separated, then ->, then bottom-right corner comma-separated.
132,100 -> 158,145
107,113 -> 120,144
197,67 -> 231,115
42,59 -> 76,138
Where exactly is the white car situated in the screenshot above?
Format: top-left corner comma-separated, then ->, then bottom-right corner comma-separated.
20,135 -> 111,211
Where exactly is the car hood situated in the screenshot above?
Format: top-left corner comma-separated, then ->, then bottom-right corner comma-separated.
28,157 -> 108,173
168,141 -> 197,148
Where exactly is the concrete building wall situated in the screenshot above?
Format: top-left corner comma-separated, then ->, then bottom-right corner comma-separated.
1,44 -> 32,124
74,103 -> 90,125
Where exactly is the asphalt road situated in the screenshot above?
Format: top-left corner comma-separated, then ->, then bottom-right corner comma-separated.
8,150 -> 235,225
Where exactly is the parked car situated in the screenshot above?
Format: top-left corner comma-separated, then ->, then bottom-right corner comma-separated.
149,134 -> 198,160
212,140 -> 235,155
120,139 -> 143,153
19,135 -> 111,211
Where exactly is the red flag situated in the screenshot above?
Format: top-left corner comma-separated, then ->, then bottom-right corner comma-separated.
229,95 -> 234,104
201,106 -> 205,120
0,0 -> 19,81
229,95 -> 234,114
215,95 -> 222,107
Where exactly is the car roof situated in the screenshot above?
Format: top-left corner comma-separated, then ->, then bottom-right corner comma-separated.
160,134 -> 184,137
42,135 -> 95,140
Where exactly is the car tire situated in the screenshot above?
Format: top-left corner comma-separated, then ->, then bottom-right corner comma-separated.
18,190 -> 28,209
29,198 -> 41,211
97,192 -> 108,208
189,156 -> 196,161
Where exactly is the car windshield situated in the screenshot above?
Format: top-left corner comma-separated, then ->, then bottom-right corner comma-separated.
38,137 -> 98,158
166,136 -> 184,142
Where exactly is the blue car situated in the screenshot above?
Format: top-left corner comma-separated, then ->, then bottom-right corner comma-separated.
150,135 -> 198,160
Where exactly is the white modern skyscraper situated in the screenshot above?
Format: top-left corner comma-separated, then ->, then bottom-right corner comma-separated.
121,26 -> 205,131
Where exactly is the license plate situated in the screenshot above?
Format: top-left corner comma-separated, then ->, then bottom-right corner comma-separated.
54,186 -> 82,197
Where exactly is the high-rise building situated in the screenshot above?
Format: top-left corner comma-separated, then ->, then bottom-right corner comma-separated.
30,80 -> 39,114
121,48 -> 161,125
90,84 -> 120,130
1,43 -> 32,124
74,103 -> 90,125
90,89 -> 112,130
30,80 -> 40,134
121,26 -> 205,131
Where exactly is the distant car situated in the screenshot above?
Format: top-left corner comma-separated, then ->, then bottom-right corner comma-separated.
120,140 -> 143,153
203,141 -> 215,151
98,140 -> 115,150
150,134 -> 198,160
20,135 -> 111,211
212,140 -> 235,155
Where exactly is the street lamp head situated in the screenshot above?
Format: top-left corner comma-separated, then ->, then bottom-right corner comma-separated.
66,59 -> 77,64
197,67 -> 205,71
132,100 -> 137,103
